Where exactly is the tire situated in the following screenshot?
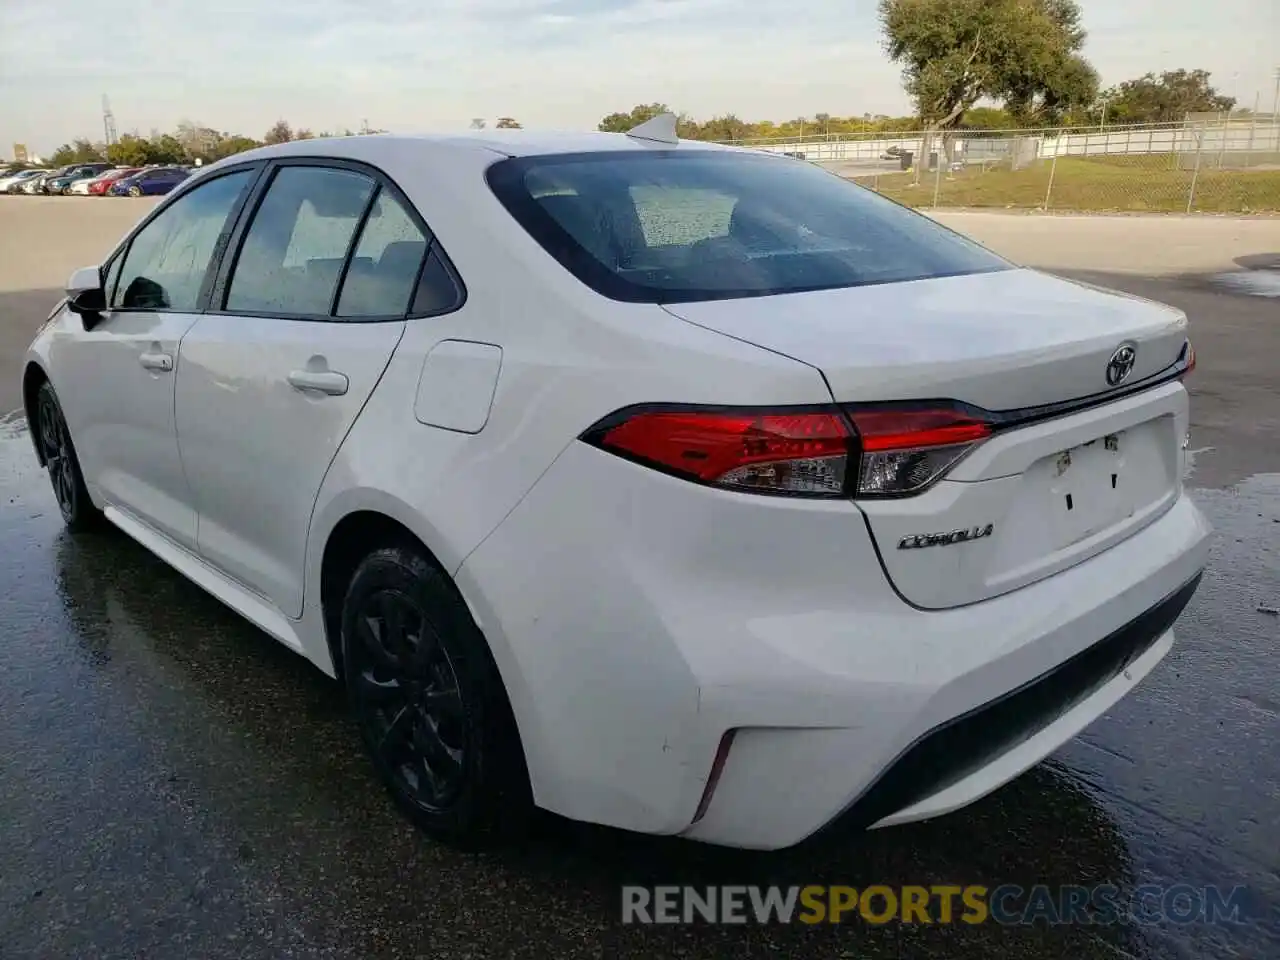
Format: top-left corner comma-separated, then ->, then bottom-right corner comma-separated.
35,382 -> 102,532
341,544 -> 531,846
128,185 -> 142,198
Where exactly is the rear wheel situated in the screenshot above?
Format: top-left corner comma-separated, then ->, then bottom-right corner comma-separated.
35,382 -> 101,531
341,544 -> 530,845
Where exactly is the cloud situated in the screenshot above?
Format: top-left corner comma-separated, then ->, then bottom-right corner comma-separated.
0,0 -> 1273,153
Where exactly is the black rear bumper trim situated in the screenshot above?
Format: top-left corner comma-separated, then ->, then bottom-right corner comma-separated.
832,571 -> 1203,832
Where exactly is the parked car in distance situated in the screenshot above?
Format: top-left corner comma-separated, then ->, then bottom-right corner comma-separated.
69,166 -> 127,195
79,167 -> 141,196
18,167 -> 66,194
46,162 -> 113,195
107,166 -> 190,197
0,168 -> 49,193
23,124 -> 1210,852
35,165 -> 80,194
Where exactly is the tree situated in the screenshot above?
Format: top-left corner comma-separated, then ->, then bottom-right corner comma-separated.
597,103 -> 672,132
294,128 -> 316,140
699,114 -> 750,142
1100,69 -> 1236,124
212,135 -> 261,160
149,133 -> 186,164
105,134 -> 152,167
879,0 -> 1097,179
263,120 -> 294,145
48,138 -> 105,165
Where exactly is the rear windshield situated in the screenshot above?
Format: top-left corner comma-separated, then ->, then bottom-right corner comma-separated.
485,150 -> 1011,304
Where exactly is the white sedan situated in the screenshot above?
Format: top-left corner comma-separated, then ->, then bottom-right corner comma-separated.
21,117 -> 1211,850
0,168 -> 48,193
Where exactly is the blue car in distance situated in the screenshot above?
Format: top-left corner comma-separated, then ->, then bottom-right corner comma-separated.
108,166 -> 190,197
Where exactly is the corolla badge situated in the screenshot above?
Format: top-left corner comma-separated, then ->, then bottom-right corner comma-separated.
898,524 -> 994,550
1106,343 -> 1137,386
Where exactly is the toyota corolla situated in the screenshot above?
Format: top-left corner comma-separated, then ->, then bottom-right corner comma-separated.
21,116 -> 1210,850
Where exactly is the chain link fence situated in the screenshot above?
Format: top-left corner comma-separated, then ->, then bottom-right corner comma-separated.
725,117 -> 1280,214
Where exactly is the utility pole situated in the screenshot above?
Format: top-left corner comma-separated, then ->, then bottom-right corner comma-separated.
102,95 -> 118,146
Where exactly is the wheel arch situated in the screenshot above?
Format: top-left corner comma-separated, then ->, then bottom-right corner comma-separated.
22,361 -> 51,466
316,505 -> 534,788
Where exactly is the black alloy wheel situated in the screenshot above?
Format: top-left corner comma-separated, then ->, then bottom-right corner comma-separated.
36,382 -> 100,531
342,546 -> 530,844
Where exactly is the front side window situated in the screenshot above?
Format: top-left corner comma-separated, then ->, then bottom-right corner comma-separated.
225,165 -> 375,316
111,169 -> 254,311
486,150 -> 1012,304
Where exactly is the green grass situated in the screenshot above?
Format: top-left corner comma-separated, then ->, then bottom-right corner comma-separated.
860,157 -> 1280,214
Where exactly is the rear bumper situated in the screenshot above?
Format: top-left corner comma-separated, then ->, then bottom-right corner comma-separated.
458,441 -> 1211,850
735,572 -> 1199,841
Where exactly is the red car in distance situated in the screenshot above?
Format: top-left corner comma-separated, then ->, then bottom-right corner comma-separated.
87,167 -> 141,196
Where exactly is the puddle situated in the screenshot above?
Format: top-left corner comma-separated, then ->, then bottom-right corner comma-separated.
1208,269 -> 1280,298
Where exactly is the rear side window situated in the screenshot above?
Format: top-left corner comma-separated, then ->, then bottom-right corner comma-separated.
335,189 -> 428,318
486,150 -> 1011,304
225,166 -> 375,316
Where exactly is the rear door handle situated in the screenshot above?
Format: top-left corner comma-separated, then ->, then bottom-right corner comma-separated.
139,351 -> 173,372
287,369 -> 349,396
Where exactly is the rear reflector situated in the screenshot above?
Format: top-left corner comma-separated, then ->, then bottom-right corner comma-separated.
691,730 -> 737,825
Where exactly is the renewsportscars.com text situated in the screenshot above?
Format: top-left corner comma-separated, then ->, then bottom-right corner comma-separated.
621,884 -> 1250,926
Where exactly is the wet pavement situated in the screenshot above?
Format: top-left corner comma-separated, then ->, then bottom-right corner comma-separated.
1,272 -> 1278,959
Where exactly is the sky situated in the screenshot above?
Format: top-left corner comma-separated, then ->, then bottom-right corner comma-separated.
1,0 -> 1276,154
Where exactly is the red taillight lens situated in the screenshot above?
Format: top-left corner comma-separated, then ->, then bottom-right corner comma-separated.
584,407 -> 852,497
582,402 -> 993,499
845,405 -> 992,497
1182,340 -> 1196,377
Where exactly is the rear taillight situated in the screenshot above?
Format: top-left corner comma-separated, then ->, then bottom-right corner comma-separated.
1181,339 -> 1196,378
844,405 -> 991,497
580,401 -> 992,499
582,406 -> 852,497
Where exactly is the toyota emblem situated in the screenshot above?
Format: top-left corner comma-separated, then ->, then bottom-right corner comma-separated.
1106,343 -> 1137,386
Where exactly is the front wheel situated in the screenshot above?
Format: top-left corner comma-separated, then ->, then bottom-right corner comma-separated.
128,185 -> 142,198
35,382 -> 101,531
341,545 -> 531,846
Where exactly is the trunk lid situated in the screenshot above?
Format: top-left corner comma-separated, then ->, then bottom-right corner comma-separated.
662,268 -> 1188,411
663,268 -> 1191,608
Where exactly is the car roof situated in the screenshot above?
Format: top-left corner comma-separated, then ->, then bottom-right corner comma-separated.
205,130 -> 741,173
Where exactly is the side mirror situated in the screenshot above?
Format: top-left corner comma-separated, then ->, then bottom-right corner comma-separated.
65,265 -> 106,324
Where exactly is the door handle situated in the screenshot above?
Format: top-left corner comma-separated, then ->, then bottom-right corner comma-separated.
139,351 -> 173,372
287,369 -> 349,396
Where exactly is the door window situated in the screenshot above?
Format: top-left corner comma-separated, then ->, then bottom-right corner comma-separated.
111,169 -> 255,311
224,166 -> 375,317
335,189 -> 429,318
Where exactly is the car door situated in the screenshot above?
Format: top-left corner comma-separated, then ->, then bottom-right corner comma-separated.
49,166 -> 261,550
175,160 -> 424,617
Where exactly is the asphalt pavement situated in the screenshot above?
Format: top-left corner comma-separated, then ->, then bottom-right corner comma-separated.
0,199 -> 1277,959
